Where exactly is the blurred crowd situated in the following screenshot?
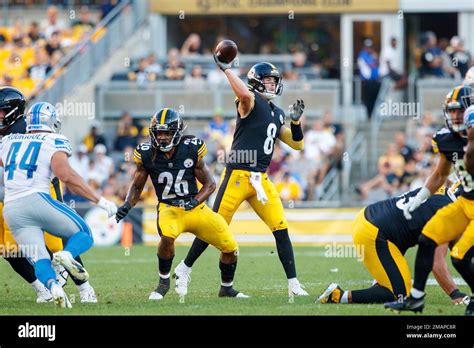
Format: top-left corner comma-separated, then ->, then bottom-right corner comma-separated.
355,112 -> 441,204
64,110 -> 345,205
0,5 -> 98,97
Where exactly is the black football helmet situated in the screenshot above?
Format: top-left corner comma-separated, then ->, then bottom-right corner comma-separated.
0,86 -> 26,131
149,108 -> 186,152
443,85 -> 473,133
247,62 -> 283,100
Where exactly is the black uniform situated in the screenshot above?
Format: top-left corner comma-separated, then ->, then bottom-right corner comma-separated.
432,127 -> 474,200
365,188 -> 453,253
134,136 -> 206,204
228,92 -> 286,172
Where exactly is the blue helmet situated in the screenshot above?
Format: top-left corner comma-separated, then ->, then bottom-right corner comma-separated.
26,102 -> 61,133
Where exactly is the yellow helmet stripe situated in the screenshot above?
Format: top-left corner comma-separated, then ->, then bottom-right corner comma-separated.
452,86 -> 462,101
160,108 -> 169,125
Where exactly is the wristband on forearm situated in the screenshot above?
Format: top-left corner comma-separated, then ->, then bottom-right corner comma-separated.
290,122 -> 304,141
450,289 -> 466,299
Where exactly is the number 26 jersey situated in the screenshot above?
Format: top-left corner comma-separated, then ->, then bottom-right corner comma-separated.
134,135 -> 207,203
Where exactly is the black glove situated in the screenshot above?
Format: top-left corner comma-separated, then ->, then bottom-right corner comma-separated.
116,202 -> 132,222
289,99 -> 305,122
450,289 -> 468,304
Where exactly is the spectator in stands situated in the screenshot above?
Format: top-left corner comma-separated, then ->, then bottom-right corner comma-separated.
69,144 -> 90,181
145,53 -> 162,75
128,58 -> 157,84
394,132 -> 414,162
357,37 -> 380,118
114,112 -> 139,152
276,172 -> 303,202
27,21 -> 44,44
450,36 -> 472,78
185,65 -> 206,89
287,149 -> 319,201
93,144 -> 115,186
83,122 -> 107,153
419,31 -> 444,77
28,48 -> 52,82
357,144 -> 403,200
45,31 -> 63,57
398,158 -> 419,191
41,6 -> 66,39
415,111 -> 437,147
72,6 -> 96,33
322,111 -> 345,170
0,33 -> 6,48
181,33 -> 203,56
207,65 -> 227,85
379,37 -> 407,89
208,109 -> 229,139
164,57 -> 186,80
439,37 -> 458,78
100,0 -> 121,20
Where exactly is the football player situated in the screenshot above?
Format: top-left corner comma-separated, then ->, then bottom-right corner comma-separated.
115,108 -> 247,300
385,85 -> 474,315
0,101 -> 117,307
317,183 -> 468,305
173,55 -> 308,297
0,87 -> 97,303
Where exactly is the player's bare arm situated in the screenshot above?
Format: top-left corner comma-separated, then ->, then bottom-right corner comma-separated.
51,151 -> 101,204
193,157 -> 216,204
224,69 -> 255,118
125,161 -> 149,207
432,243 -> 465,303
425,153 -> 452,193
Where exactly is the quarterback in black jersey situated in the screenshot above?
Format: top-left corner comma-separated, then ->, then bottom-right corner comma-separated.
386,85 -> 474,315
317,185 -> 467,305
175,54 -> 309,297
116,108 -> 247,300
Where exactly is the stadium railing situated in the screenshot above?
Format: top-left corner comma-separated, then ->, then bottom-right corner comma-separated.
30,0 -> 148,106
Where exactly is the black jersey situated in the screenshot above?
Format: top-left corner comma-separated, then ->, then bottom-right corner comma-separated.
134,135 -> 207,204
227,92 -> 286,172
365,188 -> 452,253
432,127 -> 474,200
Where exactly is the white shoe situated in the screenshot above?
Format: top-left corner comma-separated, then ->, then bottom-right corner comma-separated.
53,264 -> 69,287
148,291 -> 164,300
173,260 -> 191,296
289,280 -> 309,296
50,282 -> 72,308
79,286 -> 98,303
35,284 -> 53,303
53,251 -> 89,282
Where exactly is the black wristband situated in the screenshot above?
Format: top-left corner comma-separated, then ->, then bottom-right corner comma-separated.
450,289 -> 465,299
290,122 -> 304,141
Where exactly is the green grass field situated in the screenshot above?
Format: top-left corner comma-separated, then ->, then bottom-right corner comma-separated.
0,245 -> 469,315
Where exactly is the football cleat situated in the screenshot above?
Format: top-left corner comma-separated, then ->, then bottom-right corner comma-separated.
149,277 -> 170,301
317,283 -> 344,304
289,280 -> 309,296
218,286 -> 250,298
53,264 -> 69,288
173,260 -> 192,296
35,284 -> 53,303
384,295 -> 424,313
50,282 -> 72,308
80,286 -> 98,303
52,251 -> 89,282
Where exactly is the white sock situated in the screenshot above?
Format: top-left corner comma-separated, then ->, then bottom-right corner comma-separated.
340,291 -> 349,304
288,278 -> 299,287
410,288 -> 424,299
159,273 -> 170,279
221,281 -> 233,287
31,279 -> 45,292
77,281 -> 92,292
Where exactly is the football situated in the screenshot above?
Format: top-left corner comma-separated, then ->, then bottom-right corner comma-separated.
214,39 -> 238,63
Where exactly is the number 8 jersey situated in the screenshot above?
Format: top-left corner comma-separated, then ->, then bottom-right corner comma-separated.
0,133 -> 72,203
229,92 -> 286,172
134,135 -> 207,203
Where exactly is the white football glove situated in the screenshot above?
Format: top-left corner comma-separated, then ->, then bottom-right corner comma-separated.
213,53 -> 234,72
97,197 -> 118,218
403,187 -> 431,220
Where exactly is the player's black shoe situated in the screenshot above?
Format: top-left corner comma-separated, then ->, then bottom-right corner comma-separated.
384,295 -> 424,313
218,285 -> 250,298
149,277 -> 170,300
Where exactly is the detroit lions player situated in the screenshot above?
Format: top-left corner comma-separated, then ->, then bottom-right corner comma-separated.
0,102 -> 117,308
